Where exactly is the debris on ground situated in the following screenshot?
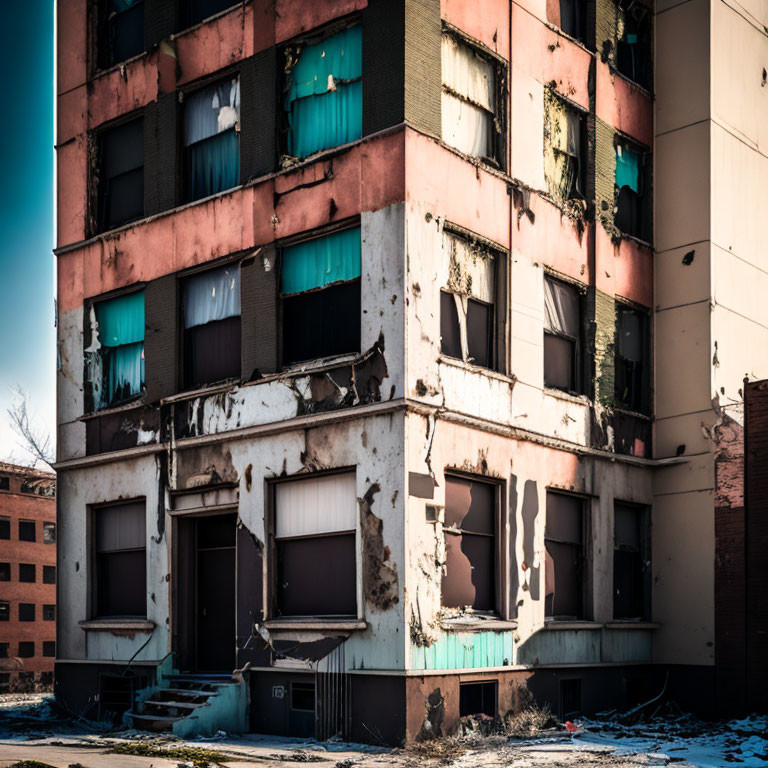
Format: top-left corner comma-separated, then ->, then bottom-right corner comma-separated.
107,742 -> 243,766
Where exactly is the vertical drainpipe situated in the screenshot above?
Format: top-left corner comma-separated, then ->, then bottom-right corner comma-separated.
508,0 -> 514,627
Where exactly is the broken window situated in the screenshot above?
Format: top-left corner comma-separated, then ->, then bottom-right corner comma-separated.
182,264 -> 241,388
18,642 -> 34,658
615,303 -> 649,413
43,522 -> 56,545
19,603 -> 34,622
0,517 -> 8,540
284,25 -> 362,160
613,502 -> 650,620
43,641 -> 56,658
89,290 -> 145,411
98,117 -> 144,232
95,501 -> 146,618
184,76 -> 240,202
19,564 -> 35,584
440,231 -> 497,369
43,566 -> 56,585
43,605 -> 55,621
547,0 -> 586,42
97,0 -> 144,70
274,473 -> 357,617
0,563 -> 8,582
18,520 -> 35,543
441,32 -> 503,166
616,1 -> 652,90
442,475 -> 497,612
281,227 -> 361,365
614,141 -> 648,241
544,92 -> 586,204
183,0 -> 237,28
544,275 -> 583,393
460,680 -> 498,717
545,492 -> 586,620
0,603 -> 7,621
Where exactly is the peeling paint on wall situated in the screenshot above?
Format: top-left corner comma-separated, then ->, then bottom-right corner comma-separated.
360,483 -> 399,611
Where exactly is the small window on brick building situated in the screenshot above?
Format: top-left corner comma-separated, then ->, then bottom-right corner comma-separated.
615,304 -> 650,413
98,117 -> 144,232
441,32 -> 504,167
19,603 -> 35,622
0,517 -> 8,539
616,0 -> 651,90
182,265 -> 241,388
97,0 -> 144,70
43,605 -> 56,621
440,231 -> 498,370
281,227 -> 361,365
95,501 -> 146,618
274,473 -> 357,617
442,475 -> 497,612
545,492 -> 587,620
284,26 -> 362,160
184,76 -> 240,202
459,680 -> 498,717
88,291 -> 145,411
544,93 -> 586,203
547,0 -> 586,41
614,141 -> 649,241
0,643 -> 7,659
544,275 -> 583,393
18,520 -> 35,542
0,602 -> 8,621
0,476 -> 9,490
43,641 -> 56,658
18,642 -> 34,658
19,564 -> 35,583
0,563 -> 9,582
613,502 -> 650,620
43,566 -> 56,585
183,0 -> 237,28
43,522 -> 56,544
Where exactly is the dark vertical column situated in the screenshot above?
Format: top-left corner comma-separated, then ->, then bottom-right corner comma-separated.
145,0 -> 178,50
144,273 -> 179,403
240,47 -> 278,184
241,245 -> 278,380
144,93 -> 178,216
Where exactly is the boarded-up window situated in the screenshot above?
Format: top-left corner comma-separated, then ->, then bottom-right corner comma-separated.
281,228 -> 361,365
614,502 -> 650,620
614,142 -> 648,240
18,520 -> 35,542
544,93 -> 585,203
274,473 -> 357,617
284,26 -> 362,159
545,492 -> 586,620
95,501 -> 146,618
19,564 -> 35,583
98,118 -> 144,232
184,0 -> 237,28
182,265 -> 241,387
441,231 -> 496,369
544,276 -> 582,393
442,476 -> 497,612
616,2 -> 652,89
184,77 -> 240,202
441,34 -> 501,165
98,0 -> 144,69
615,304 -> 649,413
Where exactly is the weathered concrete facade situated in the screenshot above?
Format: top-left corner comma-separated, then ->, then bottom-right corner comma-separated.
55,0 -> 765,744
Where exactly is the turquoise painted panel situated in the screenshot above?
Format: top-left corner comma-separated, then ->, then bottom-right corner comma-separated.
615,146 -> 640,192
411,631 -> 516,671
281,227 -> 361,294
96,290 -> 145,347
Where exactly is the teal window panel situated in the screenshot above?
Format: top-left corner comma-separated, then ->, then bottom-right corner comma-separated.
105,342 -> 145,404
615,145 -> 640,193
95,290 -> 145,347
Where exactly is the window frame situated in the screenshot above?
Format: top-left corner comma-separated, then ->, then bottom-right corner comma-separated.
18,641 -> 34,659
545,92 -> 588,203
94,0 -> 146,72
0,602 -> 8,621
43,641 -> 56,658
614,299 -> 651,414
43,604 -> 56,622
43,522 -> 56,544
613,501 -> 651,621
19,564 -> 35,584
43,566 -> 56,585
0,517 -> 8,540
613,135 -> 651,243
543,272 -> 586,395
180,0 -> 241,33
615,0 -> 652,90
18,520 -> 36,543
19,603 -> 35,622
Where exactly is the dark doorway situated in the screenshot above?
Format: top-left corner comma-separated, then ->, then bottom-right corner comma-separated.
195,514 -> 236,672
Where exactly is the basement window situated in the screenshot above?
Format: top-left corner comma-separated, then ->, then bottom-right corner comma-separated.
545,491 -> 587,620
19,564 -> 35,583
544,93 -> 586,203
0,603 -> 7,621
94,501 -> 147,618
97,0 -> 144,70
547,0 -> 586,42
18,642 -> 34,658
614,141 -> 649,241
281,227 -> 361,365
43,566 -> 56,585
19,603 -> 35,622
183,0 -> 238,29
98,117 -> 144,233
616,1 -> 652,90
274,473 -> 357,617
43,522 -> 56,544
544,275 -> 583,393
442,475 -> 497,612
613,502 -> 650,620
440,231 -> 498,370
182,264 -> 241,388
615,303 -> 649,413
43,605 -> 56,621
283,25 -> 362,160
459,680 -> 498,717
88,290 -> 145,411
0,517 -> 8,540
19,520 -> 36,542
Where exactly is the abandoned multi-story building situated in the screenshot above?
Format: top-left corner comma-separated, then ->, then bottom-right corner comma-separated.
0,463 -> 57,692
54,0 -> 768,744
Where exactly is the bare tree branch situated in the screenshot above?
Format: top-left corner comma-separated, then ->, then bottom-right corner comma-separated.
7,387 -> 54,470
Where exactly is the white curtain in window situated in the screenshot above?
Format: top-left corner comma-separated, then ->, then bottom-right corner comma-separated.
445,232 -> 495,302
96,502 -> 146,553
544,277 -> 580,337
184,77 -> 241,147
441,35 -> 495,111
276,473 -> 356,539
183,265 -> 241,329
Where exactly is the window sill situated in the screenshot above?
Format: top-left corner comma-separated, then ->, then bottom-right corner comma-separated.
441,618 -> 517,632
438,355 -> 516,386
79,619 -> 155,633
264,619 -> 367,632
80,398 -> 146,421
544,620 -> 602,631
604,621 -> 659,630
543,387 -> 589,406
617,231 -> 653,249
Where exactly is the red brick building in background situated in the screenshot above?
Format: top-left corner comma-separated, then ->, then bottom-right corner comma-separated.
0,463 -> 56,691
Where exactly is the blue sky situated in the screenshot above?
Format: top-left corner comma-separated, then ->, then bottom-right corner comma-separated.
0,2 -> 56,465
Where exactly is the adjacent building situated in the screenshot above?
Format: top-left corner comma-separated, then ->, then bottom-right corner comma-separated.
54,0 -> 768,743
0,463 -> 57,691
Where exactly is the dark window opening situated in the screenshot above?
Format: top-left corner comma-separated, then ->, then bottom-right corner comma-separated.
19,603 -> 35,622
0,602 -> 8,621
544,276 -> 583,393
0,563 -> 9,582
183,0 -> 237,28
43,522 -> 56,544
43,566 -> 56,585
43,641 -> 56,658
560,678 -> 582,720
183,265 -> 241,388
40,671 -> 53,687
98,118 -> 144,232
291,681 -> 316,712
0,517 -> 8,539
0,643 -> 7,659
547,0 -> 586,41
614,142 -> 649,241
281,228 -> 361,365
442,475 -> 497,612
95,502 -> 147,618
18,642 -> 34,658
97,0 -> 144,70
0,477 -> 8,490
459,680 -> 498,717
19,564 -> 35,583
545,492 -> 586,620
99,674 -> 137,721
615,304 -> 649,413
616,1 -> 652,89
614,502 -> 650,620
43,605 -> 56,621
18,520 -> 36,542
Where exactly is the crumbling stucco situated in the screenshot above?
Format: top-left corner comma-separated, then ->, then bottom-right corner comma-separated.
360,483 -> 399,611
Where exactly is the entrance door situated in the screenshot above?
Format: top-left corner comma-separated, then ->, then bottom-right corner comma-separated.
195,514 -> 236,672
